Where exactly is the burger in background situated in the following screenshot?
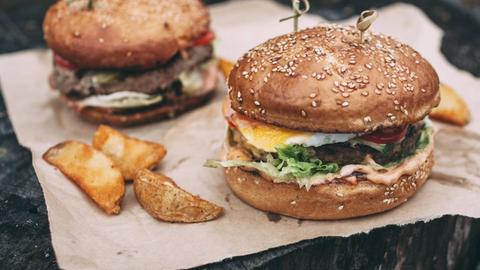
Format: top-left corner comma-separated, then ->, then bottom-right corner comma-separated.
43,0 -> 219,126
207,25 -> 440,220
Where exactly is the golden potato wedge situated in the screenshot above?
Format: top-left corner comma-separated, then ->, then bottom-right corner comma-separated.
218,58 -> 234,80
134,169 -> 224,223
43,141 -> 125,215
430,83 -> 471,126
92,125 -> 167,180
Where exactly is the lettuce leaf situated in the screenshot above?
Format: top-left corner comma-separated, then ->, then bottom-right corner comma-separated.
416,127 -> 431,149
272,145 -> 339,178
205,145 -> 339,182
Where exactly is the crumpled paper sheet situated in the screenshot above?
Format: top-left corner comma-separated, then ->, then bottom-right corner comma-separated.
0,1 -> 479,269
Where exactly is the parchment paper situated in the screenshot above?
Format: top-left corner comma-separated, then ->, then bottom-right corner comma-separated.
0,1 -> 479,269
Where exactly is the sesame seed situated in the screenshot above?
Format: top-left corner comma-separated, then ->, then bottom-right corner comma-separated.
250,88 -> 255,94
237,91 -> 243,102
394,100 -> 400,105
311,100 -> 317,107
264,77 -> 268,83
363,116 -> 372,123
290,200 -> 297,205
254,101 -> 261,106
301,110 -> 307,117
302,75 -> 308,79
361,91 -> 369,96
338,205 -> 344,211
336,192 -> 344,197
421,88 -> 426,93
341,101 -> 349,107
365,63 -> 372,69
342,93 -> 350,98
309,93 -> 317,98
375,89 -> 382,95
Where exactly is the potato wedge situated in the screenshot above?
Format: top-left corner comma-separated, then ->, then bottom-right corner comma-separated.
43,141 -> 125,215
93,125 -> 167,180
218,58 -> 234,80
134,169 -> 224,223
430,83 -> 471,126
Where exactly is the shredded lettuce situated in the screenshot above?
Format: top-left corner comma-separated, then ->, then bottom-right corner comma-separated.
416,127 -> 431,149
205,145 -> 339,182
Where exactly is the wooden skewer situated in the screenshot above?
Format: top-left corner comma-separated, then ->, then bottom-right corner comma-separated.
279,0 -> 311,32
356,10 -> 378,43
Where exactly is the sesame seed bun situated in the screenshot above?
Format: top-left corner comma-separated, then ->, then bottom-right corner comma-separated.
224,151 -> 433,220
228,26 -> 440,133
43,0 -> 210,69
61,87 -> 216,127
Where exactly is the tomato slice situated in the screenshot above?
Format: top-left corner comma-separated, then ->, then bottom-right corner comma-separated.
54,53 -> 78,70
361,125 -> 408,144
193,30 -> 215,46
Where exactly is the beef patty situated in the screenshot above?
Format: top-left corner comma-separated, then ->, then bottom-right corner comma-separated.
313,123 -> 423,165
231,122 -> 424,166
50,44 -> 213,98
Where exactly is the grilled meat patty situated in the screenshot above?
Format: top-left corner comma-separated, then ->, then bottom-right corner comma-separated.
50,44 -> 213,98
314,123 -> 423,165
231,123 -> 424,166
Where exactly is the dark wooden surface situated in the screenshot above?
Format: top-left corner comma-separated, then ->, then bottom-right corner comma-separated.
0,1 -> 479,269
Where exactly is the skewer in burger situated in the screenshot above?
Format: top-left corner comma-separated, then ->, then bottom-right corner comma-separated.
43,0 -> 218,126
207,25 -> 440,219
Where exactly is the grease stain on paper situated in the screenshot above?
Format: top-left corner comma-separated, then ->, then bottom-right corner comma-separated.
266,212 -> 282,223
430,172 -> 480,192
168,157 -> 190,171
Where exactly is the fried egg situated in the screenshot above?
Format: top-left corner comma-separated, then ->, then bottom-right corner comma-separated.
225,103 -> 357,152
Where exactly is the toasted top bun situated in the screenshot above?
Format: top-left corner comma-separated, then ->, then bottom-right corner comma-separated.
43,0 -> 210,69
228,26 -> 440,133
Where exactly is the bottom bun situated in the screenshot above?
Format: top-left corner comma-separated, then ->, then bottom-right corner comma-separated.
62,89 -> 215,127
225,152 -> 433,220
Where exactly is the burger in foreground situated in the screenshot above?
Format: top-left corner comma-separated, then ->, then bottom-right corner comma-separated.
43,0 -> 218,126
207,25 -> 440,220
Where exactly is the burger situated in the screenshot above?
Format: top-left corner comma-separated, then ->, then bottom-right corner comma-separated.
207,25 -> 440,220
43,0 -> 218,126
